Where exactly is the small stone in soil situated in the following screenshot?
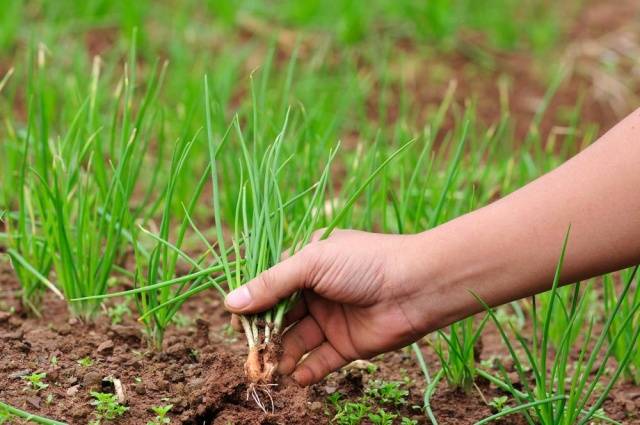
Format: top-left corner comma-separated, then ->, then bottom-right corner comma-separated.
309,401 -> 323,411
26,396 -> 41,409
66,385 -> 80,396
111,325 -> 141,341
96,339 -> 114,355
134,383 -> 146,395
323,385 -> 337,394
9,369 -> 31,379
82,371 -> 102,388
56,324 -> 71,336
166,342 -> 187,357
0,330 -> 23,340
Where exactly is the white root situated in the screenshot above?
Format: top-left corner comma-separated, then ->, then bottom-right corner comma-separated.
246,383 -> 277,414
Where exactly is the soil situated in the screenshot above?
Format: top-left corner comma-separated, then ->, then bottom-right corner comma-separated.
2,261 -> 639,425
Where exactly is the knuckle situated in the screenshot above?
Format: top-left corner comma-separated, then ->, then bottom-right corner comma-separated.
258,269 -> 276,293
298,244 -> 324,285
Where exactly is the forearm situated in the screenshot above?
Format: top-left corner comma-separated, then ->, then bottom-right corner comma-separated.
410,107 -> 640,333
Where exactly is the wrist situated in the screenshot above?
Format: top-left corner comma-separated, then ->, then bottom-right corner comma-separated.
399,214 -> 510,334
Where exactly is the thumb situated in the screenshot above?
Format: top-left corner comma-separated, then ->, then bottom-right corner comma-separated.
224,248 -> 315,314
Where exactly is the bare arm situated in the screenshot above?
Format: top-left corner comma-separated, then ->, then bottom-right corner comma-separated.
225,107 -> 640,385
413,106 -> 640,332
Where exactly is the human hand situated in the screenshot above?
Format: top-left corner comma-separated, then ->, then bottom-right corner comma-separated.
224,229 -> 433,386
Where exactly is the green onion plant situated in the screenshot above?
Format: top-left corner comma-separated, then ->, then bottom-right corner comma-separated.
476,231 -> 640,425
603,268 -> 640,385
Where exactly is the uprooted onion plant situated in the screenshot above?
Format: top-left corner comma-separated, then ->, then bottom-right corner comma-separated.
204,79 -> 412,411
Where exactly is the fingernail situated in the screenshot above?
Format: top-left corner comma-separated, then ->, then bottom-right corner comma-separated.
225,286 -> 251,309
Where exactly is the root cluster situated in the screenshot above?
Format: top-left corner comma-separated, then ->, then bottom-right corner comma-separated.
244,340 -> 281,413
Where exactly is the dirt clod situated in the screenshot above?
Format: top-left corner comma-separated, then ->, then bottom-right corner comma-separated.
96,339 -> 115,355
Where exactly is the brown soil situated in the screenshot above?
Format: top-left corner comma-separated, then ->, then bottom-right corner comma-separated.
2,260 -> 639,425
0,262 -> 321,425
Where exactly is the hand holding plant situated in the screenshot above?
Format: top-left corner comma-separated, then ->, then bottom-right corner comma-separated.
226,230 -> 431,386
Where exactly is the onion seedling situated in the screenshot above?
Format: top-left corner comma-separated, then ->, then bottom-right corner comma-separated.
475,230 -> 640,425
4,120 -> 61,314
203,75 -> 414,409
18,45 -> 165,321
603,267 -> 640,385
130,130 -> 229,350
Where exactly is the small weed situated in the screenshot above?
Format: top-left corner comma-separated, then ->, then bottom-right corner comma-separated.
365,380 -> 408,407
45,394 -> 54,405
172,312 -> 193,328
21,372 -> 48,392
147,404 -> 172,425
50,355 -> 59,366
401,418 -> 418,425
488,396 -> 509,412
368,408 -> 397,425
78,357 -> 94,367
220,323 -> 237,342
333,402 -> 369,425
90,391 -> 128,423
107,304 -> 131,325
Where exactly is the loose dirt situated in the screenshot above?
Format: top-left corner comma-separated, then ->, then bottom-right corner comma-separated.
2,261 -> 639,424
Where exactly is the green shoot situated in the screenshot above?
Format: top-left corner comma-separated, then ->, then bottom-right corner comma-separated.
368,408 -> 398,425
4,113 -> 59,315
77,357 -> 94,367
0,401 -> 66,425
488,396 -> 509,413
365,380 -> 408,407
107,303 -> 131,326
22,372 -> 48,392
147,404 -> 172,425
475,230 -> 640,425
130,131 -> 222,350
89,391 -> 129,423
12,40 -> 165,322
603,267 -> 640,384
432,316 -> 488,392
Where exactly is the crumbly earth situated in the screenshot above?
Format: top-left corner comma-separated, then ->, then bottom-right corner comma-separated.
2,261 -> 639,425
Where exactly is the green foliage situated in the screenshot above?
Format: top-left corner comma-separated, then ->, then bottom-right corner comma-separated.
327,380 -> 418,425
432,316 -> 487,391
365,380 -> 408,407
0,4 -> 619,425
604,268 -> 640,385
0,401 -> 66,425
333,401 -> 369,425
367,408 -> 397,425
476,234 -> 640,425
90,391 -> 129,423
22,372 -> 48,392
488,396 -> 509,413
147,404 -> 172,425
532,282 -> 596,350
107,303 -> 131,326
0,405 -> 9,425
77,357 -> 94,367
